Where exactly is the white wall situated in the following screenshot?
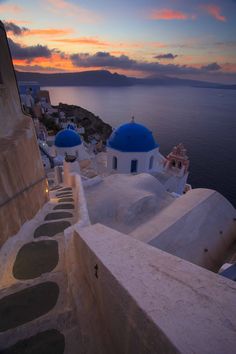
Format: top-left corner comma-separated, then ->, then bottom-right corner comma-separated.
131,188 -> 236,272
107,147 -> 162,174
65,223 -> 236,354
164,173 -> 188,195
56,144 -> 90,161
63,160 -> 81,186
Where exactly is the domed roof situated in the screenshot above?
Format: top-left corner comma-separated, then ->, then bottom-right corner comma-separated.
107,121 -> 158,152
55,129 -> 82,148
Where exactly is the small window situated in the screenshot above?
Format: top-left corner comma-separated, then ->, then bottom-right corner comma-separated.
131,159 -> 138,173
0,70 -> 3,84
149,156 -> 154,170
112,156 -> 117,170
172,160 -> 176,167
178,161 -> 182,169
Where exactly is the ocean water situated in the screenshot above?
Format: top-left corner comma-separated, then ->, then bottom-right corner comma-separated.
43,85 -> 236,207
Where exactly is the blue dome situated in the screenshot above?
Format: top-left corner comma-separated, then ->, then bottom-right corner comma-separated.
107,122 -> 158,152
55,129 -> 82,148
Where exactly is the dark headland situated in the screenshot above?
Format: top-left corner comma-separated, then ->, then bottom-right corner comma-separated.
16,70 -> 236,90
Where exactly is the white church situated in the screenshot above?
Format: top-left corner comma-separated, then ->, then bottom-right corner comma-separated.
54,118 -> 190,196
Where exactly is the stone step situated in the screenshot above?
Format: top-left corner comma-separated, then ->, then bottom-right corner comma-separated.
0,329 -> 65,354
0,281 -> 59,333
0,307 -> 76,350
34,220 -> 71,238
44,212 -> 74,221
13,240 -> 59,280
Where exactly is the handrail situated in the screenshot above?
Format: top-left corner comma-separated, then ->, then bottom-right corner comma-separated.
0,175 -> 47,208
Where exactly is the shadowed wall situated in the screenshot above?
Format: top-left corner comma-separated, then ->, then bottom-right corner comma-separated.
0,21 -> 48,246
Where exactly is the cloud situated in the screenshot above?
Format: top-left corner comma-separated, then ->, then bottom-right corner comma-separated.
149,8 -> 194,20
24,28 -> 72,36
3,21 -> 28,35
51,37 -> 110,46
14,64 -> 66,73
201,62 -> 222,71
4,21 -> 72,37
151,42 -> 167,48
46,0 -> 101,23
70,52 -> 136,69
154,53 -> 178,60
70,51 -> 204,76
200,4 -> 226,21
214,41 -> 236,49
8,38 -> 53,60
0,3 -> 22,13
69,51 -> 234,79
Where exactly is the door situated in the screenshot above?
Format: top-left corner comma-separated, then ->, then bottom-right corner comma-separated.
131,159 -> 138,173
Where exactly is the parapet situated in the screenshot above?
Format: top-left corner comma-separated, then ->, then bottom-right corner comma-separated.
67,223 -> 236,354
131,188 -> 236,271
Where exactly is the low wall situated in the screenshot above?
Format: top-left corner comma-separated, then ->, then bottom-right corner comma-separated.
83,175 -> 102,188
132,188 -> 236,272
67,223 -> 236,354
66,173 -> 91,229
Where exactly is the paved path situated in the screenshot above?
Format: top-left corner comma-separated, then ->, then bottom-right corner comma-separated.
0,186 -> 78,353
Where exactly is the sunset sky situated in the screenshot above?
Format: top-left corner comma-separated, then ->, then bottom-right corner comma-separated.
1,0 -> 236,83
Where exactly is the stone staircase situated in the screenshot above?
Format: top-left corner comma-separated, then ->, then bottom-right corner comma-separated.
0,186 -> 80,353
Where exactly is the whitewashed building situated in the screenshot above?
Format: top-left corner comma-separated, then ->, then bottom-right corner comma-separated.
54,128 -> 89,161
106,119 -> 189,195
107,119 -> 163,174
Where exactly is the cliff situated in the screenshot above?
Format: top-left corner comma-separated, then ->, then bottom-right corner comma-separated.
56,103 -> 112,143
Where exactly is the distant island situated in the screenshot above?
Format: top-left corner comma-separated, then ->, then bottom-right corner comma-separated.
16,70 -> 236,90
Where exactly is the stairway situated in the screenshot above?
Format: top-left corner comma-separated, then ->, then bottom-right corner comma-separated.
0,186 -> 80,353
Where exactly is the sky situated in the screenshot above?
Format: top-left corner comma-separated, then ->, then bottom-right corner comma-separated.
1,0 -> 236,83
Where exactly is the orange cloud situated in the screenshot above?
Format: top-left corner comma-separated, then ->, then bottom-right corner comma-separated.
13,52 -> 75,72
0,4 -> 22,14
222,63 -> 236,73
151,42 -> 167,48
200,4 -> 226,22
110,51 -> 128,55
50,38 -> 166,51
114,41 -> 166,49
149,8 -> 193,20
25,28 -> 73,36
51,37 -> 110,46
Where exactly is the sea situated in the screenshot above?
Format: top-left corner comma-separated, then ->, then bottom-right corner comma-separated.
43,85 -> 236,207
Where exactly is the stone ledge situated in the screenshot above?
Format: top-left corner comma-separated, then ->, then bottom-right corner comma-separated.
72,223 -> 236,354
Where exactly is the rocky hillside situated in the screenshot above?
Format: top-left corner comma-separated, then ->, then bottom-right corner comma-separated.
57,103 -> 112,143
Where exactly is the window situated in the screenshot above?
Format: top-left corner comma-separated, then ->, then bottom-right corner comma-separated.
112,156 -> 117,170
131,159 -> 138,173
172,160 -> 176,167
178,161 -> 182,169
0,71 -> 3,84
149,156 -> 154,170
